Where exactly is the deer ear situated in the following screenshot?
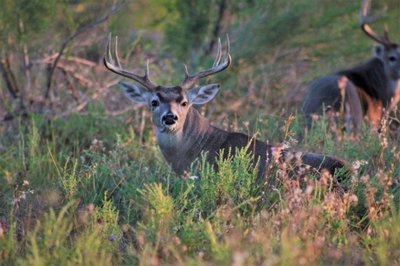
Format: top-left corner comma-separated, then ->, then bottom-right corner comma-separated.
187,84 -> 220,105
373,44 -> 384,58
119,81 -> 151,103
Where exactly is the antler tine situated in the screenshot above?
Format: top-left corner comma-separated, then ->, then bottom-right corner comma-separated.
181,35 -> 232,90
106,33 -> 114,65
183,64 -> 190,79
146,60 -> 150,78
226,33 -> 231,54
360,0 -> 392,46
114,36 -> 121,68
212,38 -> 222,67
383,25 -> 390,42
103,33 -> 157,91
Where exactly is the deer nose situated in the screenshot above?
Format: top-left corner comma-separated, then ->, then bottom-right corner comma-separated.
162,112 -> 178,125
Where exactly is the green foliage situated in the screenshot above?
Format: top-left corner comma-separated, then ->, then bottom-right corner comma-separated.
58,158 -> 79,201
23,203 -> 75,265
18,202 -> 117,265
0,0 -> 56,44
198,146 -> 260,215
138,182 -> 174,232
163,0 -> 219,59
95,192 -> 121,241
365,211 -> 400,265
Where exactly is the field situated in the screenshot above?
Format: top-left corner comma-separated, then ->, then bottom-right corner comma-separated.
1,0 -> 400,265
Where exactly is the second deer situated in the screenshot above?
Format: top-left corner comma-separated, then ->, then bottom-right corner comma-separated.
302,0 -> 400,133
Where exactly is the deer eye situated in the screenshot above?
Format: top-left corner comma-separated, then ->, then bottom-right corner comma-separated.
181,101 -> 188,107
389,56 -> 397,62
151,100 -> 159,107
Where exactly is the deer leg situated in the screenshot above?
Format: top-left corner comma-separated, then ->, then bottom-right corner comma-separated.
358,92 -> 382,132
389,81 -> 400,111
302,75 -> 344,128
337,76 -> 363,134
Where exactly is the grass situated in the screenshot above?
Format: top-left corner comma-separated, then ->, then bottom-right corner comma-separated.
0,108 -> 399,265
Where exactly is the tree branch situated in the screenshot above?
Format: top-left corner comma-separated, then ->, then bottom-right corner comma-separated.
44,1 -> 122,102
205,0 -> 227,55
0,53 -> 20,99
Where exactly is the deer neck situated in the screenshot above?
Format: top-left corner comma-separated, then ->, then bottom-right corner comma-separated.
155,107 -> 218,173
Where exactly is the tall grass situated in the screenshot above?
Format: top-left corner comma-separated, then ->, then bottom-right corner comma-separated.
0,110 -> 399,265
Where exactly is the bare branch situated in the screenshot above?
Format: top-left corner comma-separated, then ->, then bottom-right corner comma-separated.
0,53 -> 19,99
53,78 -> 119,119
44,1 -> 123,102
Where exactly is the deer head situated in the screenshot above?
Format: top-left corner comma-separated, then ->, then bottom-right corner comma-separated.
104,34 -> 231,134
360,0 -> 400,80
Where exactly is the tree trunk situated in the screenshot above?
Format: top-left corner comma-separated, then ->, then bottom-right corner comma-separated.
205,0 -> 227,55
0,54 -> 20,99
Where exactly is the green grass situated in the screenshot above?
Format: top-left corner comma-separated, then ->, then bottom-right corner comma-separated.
0,110 -> 399,265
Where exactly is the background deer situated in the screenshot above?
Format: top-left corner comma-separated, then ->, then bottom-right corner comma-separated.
302,0 -> 400,133
104,34 -> 347,178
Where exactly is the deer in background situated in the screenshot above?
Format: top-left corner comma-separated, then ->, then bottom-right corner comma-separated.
104,34 -> 347,179
302,0 -> 400,133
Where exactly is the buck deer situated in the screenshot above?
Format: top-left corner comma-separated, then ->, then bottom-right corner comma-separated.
104,34 -> 347,178
302,0 -> 400,133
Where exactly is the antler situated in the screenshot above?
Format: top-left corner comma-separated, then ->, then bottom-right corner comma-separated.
104,33 -> 157,91
360,0 -> 392,46
181,36 -> 232,90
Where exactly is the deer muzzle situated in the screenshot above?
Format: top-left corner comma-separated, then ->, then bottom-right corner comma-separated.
162,112 -> 178,126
